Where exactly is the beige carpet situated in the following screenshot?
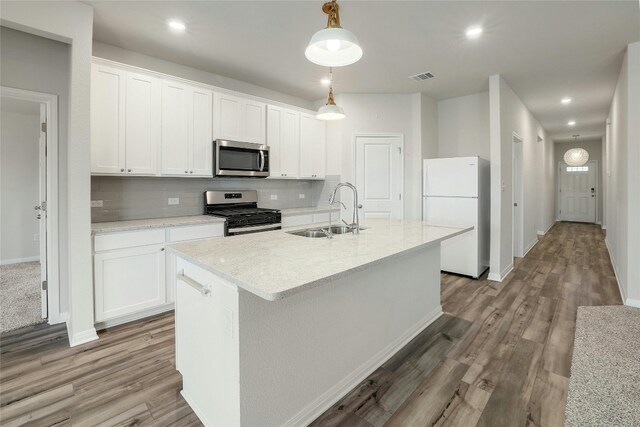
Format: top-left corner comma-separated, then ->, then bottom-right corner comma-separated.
0,261 -> 44,333
566,305 -> 640,427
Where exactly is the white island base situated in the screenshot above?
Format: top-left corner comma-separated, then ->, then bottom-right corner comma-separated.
174,243 -> 443,427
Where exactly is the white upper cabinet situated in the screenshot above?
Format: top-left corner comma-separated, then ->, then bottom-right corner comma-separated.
161,80 -> 190,176
125,72 -> 161,175
161,81 -> 213,177
299,113 -> 326,179
214,92 -> 266,144
91,64 -> 126,174
190,87 -> 213,176
267,105 -> 299,178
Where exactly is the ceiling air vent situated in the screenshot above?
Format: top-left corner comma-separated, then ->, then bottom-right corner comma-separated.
409,71 -> 435,82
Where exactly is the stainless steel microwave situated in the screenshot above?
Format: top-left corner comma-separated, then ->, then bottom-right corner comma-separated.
213,139 -> 270,178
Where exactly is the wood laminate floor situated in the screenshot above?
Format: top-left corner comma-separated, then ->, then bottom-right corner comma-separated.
0,222 -> 622,426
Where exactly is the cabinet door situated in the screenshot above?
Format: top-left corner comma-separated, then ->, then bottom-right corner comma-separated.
242,99 -> 266,144
161,80 -> 190,176
281,109 -> 300,178
311,118 -> 326,179
91,64 -> 126,174
266,105 -> 283,177
190,87 -> 213,176
125,72 -> 161,175
214,93 -> 242,141
299,113 -> 315,178
94,244 -> 166,322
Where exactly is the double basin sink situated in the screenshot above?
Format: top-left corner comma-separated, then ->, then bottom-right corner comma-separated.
287,225 -> 366,238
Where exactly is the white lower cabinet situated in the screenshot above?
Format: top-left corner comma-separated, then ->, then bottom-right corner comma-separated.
94,243 -> 166,322
93,222 -> 224,326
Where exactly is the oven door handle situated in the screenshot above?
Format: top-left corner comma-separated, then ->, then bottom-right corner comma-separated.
259,151 -> 265,172
228,223 -> 280,234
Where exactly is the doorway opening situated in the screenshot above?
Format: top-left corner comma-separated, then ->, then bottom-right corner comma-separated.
0,86 -> 60,333
512,133 -> 524,259
353,134 -> 404,222
558,160 -> 597,223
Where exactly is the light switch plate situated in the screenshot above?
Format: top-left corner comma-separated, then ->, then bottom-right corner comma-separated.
168,198 -> 180,205
299,193 -> 305,199
91,200 -> 103,208
270,194 -> 278,200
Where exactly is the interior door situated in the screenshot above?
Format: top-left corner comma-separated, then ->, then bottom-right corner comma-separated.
355,135 -> 403,221
39,104 -> 48,319
559,161 -> 596,223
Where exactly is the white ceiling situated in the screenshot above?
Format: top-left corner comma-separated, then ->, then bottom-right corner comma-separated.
87,1 -> 639,141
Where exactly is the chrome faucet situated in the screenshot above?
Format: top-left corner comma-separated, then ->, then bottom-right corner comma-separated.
329,182 -> 360,234
321,199 -> 347,239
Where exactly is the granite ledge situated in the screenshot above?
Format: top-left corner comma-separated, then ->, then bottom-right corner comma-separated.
92,215 -> 225,234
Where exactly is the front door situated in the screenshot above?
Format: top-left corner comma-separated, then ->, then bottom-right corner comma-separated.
559,160 -> 596,223
354,135 -> 403,222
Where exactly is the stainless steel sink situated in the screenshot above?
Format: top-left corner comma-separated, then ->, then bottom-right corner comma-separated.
286,225 -> 368,238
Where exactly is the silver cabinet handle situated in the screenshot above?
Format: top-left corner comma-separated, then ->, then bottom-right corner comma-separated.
177,272 -> 211,297
120,168 -> 125,172
185,170 -> 188,174
358,204 -> 363,209
190,171 -> 193,174
127,169 -> 132,173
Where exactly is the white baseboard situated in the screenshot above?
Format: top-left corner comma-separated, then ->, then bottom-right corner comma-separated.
94,303 -> 174,331
67,325 -> 99,347
605,237 -> 627,303
283,306 -> 444,427
601,225 -> 607,230
537,221 -> 556,236
626,298 -> 640,308
488,263 -> 514,283
523,238 -> 538,257
0,256 -> 40,266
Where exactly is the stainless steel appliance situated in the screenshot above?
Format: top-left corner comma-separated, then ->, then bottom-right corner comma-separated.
204,190 -> 280,236
213,139 -> 269,178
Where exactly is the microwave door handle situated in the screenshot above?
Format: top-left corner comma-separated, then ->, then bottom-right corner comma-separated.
259,151 -> 265,172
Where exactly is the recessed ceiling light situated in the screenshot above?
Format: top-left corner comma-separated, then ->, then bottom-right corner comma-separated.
320,78 -> 331,86
568,121 -> 576,126
465,26 -> 483,39
168,20 -> 186,32
561,97 -> 572,104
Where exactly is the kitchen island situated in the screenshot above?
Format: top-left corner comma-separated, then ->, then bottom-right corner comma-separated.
167,219 -> 472,426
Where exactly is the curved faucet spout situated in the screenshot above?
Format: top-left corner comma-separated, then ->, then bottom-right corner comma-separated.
329,182 -> 360,234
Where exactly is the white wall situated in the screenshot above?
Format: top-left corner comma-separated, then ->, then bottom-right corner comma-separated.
605,41 -> 640,307
327,93 -> 424,221
554,138 -> 603,223
0,26 -> 70,314
489,75 -> 554,281
0,109 -> 40,264
1,1 -> 97,345
438,92 -> 490,160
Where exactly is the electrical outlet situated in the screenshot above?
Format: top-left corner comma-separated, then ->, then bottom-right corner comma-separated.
270,194 -> 278,201
91,200 -> 103,208
299,193 -> 305,199
168,198 -> 180,205
34,234 -> 39,242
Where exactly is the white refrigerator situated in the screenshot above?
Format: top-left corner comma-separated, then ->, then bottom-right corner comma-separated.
422,156 -> 490,278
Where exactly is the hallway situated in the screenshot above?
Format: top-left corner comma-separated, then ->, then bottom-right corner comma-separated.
0,222 -> 623,426
312,221 -> 622,426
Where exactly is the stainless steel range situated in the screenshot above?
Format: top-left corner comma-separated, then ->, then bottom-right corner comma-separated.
204,190 -> 281,236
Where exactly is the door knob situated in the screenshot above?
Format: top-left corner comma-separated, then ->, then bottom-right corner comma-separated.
358,204 -> 363,209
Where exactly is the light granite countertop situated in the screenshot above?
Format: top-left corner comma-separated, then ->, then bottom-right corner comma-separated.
280,206 -> 340,216
167,219 -> 473,301
91,215 -> 225,234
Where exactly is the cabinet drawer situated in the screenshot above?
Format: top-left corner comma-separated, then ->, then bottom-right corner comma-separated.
281,214 -> 314,228
167,223 -> 225,243
94,228 -> 166,252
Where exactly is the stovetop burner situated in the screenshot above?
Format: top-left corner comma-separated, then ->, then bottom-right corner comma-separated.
204,190 -> 281,236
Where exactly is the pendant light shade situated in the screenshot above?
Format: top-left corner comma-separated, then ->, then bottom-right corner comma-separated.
305,0 -> 363,67
564,148 -> 589,166
317,83 -> 345,121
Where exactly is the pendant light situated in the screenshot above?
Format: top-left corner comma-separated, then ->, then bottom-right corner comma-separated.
305,0 -> 363,67
317,68 -> 346,120
564,135 -> 589,166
